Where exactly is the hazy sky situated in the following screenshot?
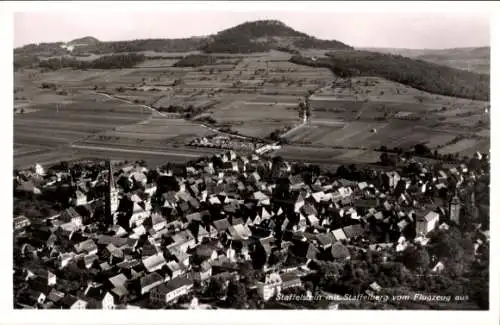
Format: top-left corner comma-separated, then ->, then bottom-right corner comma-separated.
14,11 -> 490,49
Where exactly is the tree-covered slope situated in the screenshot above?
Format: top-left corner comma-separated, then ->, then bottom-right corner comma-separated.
290,50 -> 489,101
201,20 -> 352,54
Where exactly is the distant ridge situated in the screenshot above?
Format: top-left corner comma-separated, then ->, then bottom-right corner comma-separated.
14,19 -> 352,55
12,19 -> 490,99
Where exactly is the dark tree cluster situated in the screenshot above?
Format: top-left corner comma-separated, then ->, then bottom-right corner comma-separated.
202,36 -> 269,54
156,102 -> 217,119
71,38 -> 206,55
336,164 -> 377,182
14,42 -> 67,57
14,55 -> 40,71
292,37 -> 353,50
38,53 -> 146,70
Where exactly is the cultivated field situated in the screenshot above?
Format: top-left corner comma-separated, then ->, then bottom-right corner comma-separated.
274,145 -> 382,165
86,116 -> 216,146
284,76 -> 490,157
311,77 -> 487,120
285,120 -> 457,150
14,50 -> 490,168
13,92 -> 152,167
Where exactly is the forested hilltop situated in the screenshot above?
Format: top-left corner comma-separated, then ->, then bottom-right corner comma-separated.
201,20 -> 352,53
290,51 -> 489,101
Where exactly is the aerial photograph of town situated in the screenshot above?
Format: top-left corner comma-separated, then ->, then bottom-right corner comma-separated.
12,4 -> 491,313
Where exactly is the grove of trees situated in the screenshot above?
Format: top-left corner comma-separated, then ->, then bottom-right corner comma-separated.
38,53 -> 146,70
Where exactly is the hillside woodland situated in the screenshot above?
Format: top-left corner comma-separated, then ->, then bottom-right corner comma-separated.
363,47 -> 490,75
202,20 -> 352,53
290,51 -> 489,101
38,53 -> 146,70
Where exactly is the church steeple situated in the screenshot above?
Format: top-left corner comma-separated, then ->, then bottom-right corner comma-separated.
105,160 -> 119,225
449,185 -> 461,225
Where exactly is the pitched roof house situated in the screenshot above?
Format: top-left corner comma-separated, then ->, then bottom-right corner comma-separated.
150,277 -> 194,306
142,253 -> 167,273
84,283 -> 115,309
59,295 -> 88,309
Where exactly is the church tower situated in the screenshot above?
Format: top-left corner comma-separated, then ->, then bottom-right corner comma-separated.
449,189 -> 461,225
105,160 -> 119,225
467,189 -> 478,221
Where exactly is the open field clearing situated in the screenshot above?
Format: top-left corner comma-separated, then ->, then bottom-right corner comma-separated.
245,94 -> 301,104
284,120 -> 458,151
135,59 -> 179,67
439,139 -> 490,156
203,93 -> 303,138
14,145 -> 50,157
477,129 -> 490,138
14,148 -> 84,170
310,96 -> 484,122
274,145 -> 381,165
14,145 -> 214,169
211,101 -> 299,123
285,122 -> 344,143
441,114 -> 489,128
16,100 -> 150,116
86,117 -> 216,145
33,69 -> 112,83
305,75 -> 489,156
314,77 -> 487,113
14,96 -> 150,152
70,144 -> 223,168
14,92 -> 77,109
14,138 -> 224,169
14,127 -> 92,146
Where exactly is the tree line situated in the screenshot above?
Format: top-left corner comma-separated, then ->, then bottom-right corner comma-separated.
70,38 -> 206,55
38,53 -> 146,70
